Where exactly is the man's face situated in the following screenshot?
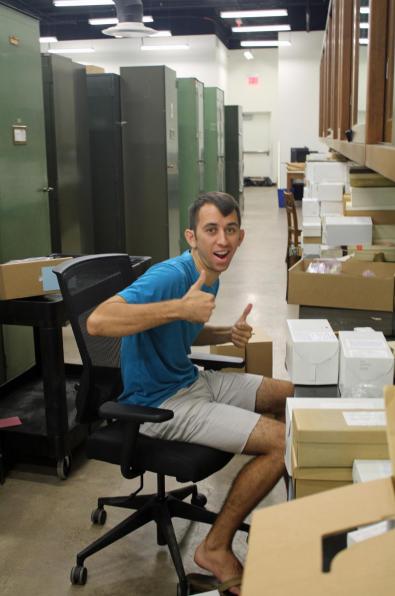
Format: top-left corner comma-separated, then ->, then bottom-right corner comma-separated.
185,203 -> 244,274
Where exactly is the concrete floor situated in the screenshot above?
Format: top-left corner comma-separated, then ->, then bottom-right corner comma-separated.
0,187 -> 299,596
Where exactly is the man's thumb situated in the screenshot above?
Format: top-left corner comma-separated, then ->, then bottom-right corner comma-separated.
191,269 -> 206,291
240,303 -> 253,322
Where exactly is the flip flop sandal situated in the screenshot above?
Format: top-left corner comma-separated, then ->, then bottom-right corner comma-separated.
186,573 -> 242,595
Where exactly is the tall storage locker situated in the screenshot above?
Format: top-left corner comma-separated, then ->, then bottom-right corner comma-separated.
177,77 -> 204,252
42,54 -> 94,255
0,5 -> 51,382
204,87 -> 225,192
225,105 -> 244,212
120,65 -> 179,264
87,73 -> 125,253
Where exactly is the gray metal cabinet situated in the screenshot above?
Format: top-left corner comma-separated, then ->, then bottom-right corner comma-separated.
204,87 -> 225,192
225,105 -> 244,211
121,65 -> 180,263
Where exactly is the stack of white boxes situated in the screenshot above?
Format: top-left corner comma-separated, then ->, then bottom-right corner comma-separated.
302,160 -> 348,257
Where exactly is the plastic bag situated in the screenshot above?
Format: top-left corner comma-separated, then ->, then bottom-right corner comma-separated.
306,259 -> 342,275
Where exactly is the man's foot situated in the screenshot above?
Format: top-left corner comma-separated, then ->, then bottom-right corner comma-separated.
194,540 -> 243,595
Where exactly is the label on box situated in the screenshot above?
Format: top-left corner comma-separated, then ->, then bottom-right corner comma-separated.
343,411 -> 387,426
293,331 -> 334,342
41,266 -> 60,291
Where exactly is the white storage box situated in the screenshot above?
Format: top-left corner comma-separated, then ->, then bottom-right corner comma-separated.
285,397 -> 385,476
302,217 -> 321,237
320,245 -> 343,258
352,459 -> 392,483
316,182 -> 344,202
338,329 -> 394,396
302,198 -> 320,217
285,319 -> 339,386
302,243 -> 321,257
305,161 -> 347,184
320,200 -> 344,216
322,216 -> 372,245
351,186 -> 395,210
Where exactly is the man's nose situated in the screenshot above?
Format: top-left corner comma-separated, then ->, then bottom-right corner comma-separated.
217,229 -> 228,245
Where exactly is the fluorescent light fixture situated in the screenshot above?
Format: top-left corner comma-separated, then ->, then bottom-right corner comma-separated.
48,47 -> 95,53
221,9 -> 287,19
54,1 -> 114,6
232,25 -> 291,33
151,30 -> 171,37
244,51 -> 254,60
89,16 -> 153,25
40,36 -> 58,42
141,44 -> 189,51
359,38 -> 368,45
360,7 -> 370,14
241,40 -> 291,47
359,23 -> 369,29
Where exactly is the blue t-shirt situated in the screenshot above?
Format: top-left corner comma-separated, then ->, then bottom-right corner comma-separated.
118,251 -> 219,407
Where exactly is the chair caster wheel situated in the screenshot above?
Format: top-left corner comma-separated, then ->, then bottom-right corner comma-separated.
191,492 -> 207,508
91,507 -> 107,525
70,565 -> 87,585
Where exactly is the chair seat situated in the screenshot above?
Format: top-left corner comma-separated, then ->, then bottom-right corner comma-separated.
87,422 -> 233,483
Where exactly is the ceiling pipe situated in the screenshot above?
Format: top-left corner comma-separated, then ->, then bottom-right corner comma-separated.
102,0 -> 155,37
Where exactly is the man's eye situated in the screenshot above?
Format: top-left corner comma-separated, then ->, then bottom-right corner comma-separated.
226,228 -> 237,234
206,228 -> 216,234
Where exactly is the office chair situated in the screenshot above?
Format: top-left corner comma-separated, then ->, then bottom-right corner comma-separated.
54,254 -> 249,596
284,191 -> 302,300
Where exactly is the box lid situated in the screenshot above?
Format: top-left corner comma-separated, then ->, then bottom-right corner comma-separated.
293,408 -> 387,444
287,319 -> 339,364
325,216 -> 372,226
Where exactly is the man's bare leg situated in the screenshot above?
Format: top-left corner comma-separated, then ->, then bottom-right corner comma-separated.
194,416 -> 285,595
255,377 -> 294,421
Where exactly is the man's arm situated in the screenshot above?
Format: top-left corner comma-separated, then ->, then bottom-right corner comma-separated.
87,270 -> 215,337
193,304 -> 254,348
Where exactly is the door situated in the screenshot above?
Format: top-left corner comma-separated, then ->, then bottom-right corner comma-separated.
242,112 -> 272,178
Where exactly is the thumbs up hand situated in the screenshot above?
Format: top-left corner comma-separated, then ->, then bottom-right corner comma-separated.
181,270 -> 215,323
231,303 -> 253,347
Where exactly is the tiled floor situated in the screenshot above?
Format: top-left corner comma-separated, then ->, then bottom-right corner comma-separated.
0,187 -> 298,596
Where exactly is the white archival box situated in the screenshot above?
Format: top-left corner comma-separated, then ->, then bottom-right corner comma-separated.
302,198 -> 320,217
316,182 -> 344,202
322,216 -> 372,245
285,319 -> 339,385
285,397 -> 385,476
302,217 -> 321,237
352,459 -> 392,483
338,329 -> 394,396
305,161 -> 347,184
320,200 -> 344,216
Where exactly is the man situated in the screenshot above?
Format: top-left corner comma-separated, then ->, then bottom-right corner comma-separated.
88,192 -> 293,595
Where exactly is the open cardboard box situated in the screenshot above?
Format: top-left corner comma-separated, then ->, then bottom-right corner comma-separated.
242,387 -> 395,595
210,328 -> 272,377
288,258 -> 395,311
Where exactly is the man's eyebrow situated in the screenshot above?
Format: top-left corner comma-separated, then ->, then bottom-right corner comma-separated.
202,221 -> 240,229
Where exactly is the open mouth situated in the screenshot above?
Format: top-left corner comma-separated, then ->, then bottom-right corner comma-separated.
213,251 -> 230,262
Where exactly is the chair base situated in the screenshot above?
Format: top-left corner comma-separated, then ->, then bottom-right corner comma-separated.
73,476 -> 249,594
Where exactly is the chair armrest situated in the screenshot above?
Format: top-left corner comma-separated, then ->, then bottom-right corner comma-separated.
189,352 -> 245,370
99,401 -> 174,424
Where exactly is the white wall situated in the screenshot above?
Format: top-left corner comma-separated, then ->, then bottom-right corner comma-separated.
227,49 -> 279,181
278,31 -> 327,188
43,35 -> 227,90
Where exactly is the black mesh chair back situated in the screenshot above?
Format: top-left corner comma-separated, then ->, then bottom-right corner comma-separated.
54,254 -> 135,423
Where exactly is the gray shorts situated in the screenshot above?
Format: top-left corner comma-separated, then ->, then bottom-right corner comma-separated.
140,371 -> 263,454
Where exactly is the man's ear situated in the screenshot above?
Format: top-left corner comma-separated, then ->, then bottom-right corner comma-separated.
184,228 -> 196,248
238,229 -> 245,246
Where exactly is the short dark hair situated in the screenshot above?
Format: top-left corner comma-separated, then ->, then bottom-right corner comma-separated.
188,192 -> 241,231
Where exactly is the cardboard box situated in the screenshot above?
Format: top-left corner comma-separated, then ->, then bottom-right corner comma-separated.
316,182 -> 344,202
302,244 -> 320,257
287,258 -> 395,311
320,200 -> 344,216
347,245 -> 395,262
285,319 -> 339,385
292,444 -> 352,497
320,245 -> 343,258
292,408 -> 388,468
303,217 -> 321,237
323,216 -> 372,245
285,397 -> 385,475
295,478 -> 351,498
0,256 -> 72,300
373,224 -> 395,243
302,198 -> 320,217
209,328 -> 272,377
243,389 -> 395,596
302,234 -> 322,244
338,329 -> 394,396
344,200 -> 395,223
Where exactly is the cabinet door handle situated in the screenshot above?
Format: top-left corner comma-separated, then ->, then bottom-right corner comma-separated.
42,187 -> 54,192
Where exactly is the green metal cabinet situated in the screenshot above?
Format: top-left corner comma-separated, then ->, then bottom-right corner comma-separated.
225,105 -> 244,211
204,87 -> 225,192
87,73 -> 125,253
0,5 -> 51,382
177,77 -> 204,252
42,54 -> 93,255
121,66 -> 179,263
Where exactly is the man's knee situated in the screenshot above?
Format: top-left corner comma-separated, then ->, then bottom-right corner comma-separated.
243,416 -> 285,457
